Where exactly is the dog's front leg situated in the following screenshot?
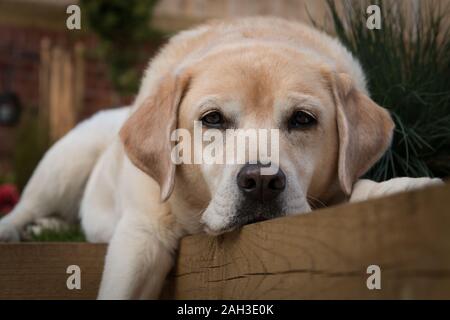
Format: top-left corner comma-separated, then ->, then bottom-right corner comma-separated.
97,215 -> 177,300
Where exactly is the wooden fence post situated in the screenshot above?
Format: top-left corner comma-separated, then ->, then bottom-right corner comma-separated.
39,40 -> 84,143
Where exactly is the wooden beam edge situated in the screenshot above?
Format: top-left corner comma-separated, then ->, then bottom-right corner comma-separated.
0,183 -> 448,299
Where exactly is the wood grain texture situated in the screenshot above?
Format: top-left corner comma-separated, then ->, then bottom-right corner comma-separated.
161,183 -> 450,299
0,243 -> 105,299
0,184 -> 449,299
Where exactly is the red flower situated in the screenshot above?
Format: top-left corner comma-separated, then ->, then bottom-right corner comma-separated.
0,184 -> 20,215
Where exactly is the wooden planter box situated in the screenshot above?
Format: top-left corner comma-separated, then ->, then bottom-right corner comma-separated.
1,183 -> 449,299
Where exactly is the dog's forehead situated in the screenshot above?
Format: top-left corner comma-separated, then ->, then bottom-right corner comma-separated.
196,47 -> 321,89
182,46 -> 327,119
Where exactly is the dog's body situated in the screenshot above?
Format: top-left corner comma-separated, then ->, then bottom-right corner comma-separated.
0,17 -> 442,299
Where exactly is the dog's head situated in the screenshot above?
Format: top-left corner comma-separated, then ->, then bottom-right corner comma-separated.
120,44 -> 394,234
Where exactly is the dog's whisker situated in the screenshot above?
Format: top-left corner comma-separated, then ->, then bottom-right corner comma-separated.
307,195 -> 327,210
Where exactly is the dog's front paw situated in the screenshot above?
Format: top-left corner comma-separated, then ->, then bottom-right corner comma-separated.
350,177 -> 444,203
0,223 -> 20,242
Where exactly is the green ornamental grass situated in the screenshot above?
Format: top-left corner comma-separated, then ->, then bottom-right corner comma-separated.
325,0 -> 450,181
29,226 -> 86,242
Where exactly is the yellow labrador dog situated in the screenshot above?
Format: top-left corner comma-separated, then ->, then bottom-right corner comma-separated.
0,17 -> 442,299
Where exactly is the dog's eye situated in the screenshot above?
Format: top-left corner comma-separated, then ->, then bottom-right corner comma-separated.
201,111 -> 224,128
288,110 -> 317,129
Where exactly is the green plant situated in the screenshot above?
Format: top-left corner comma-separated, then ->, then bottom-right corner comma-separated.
80,0 -> 164,96
325,0 -> 450,181
29,225 -> 86,242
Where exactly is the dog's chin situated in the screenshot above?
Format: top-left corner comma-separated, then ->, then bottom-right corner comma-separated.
201,198 -> 310,236
202,210 -> 280,235
203,224 -> 236,236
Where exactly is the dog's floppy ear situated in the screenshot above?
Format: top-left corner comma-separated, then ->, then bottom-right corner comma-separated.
329,72 -> 395,195
120,73 -> 190,202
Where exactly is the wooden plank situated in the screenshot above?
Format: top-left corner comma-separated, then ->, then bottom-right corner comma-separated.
39,37 -> 51,132
0,184 -> 449,299
0,243 -> 105,299
74,42 -> 85,116
48,45 -> 77,142
161,183 -> 450,299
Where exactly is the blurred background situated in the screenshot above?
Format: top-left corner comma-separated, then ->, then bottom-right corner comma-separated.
0,0 -> 449,217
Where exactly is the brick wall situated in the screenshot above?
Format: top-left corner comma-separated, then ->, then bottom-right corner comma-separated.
0,24 -> 134,119
0,23 -> 161,178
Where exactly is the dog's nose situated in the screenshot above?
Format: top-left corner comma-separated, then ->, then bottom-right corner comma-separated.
237,163 -> 286,201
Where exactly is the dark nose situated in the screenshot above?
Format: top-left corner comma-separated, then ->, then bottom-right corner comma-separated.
237,163 -> 286,202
